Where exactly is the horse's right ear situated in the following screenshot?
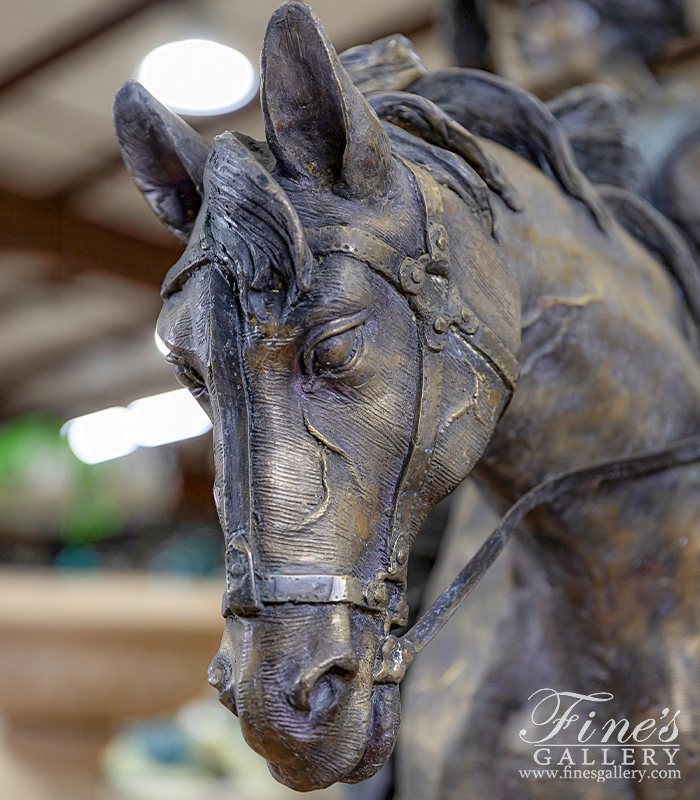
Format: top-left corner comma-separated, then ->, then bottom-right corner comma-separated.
113,81 -> 210,243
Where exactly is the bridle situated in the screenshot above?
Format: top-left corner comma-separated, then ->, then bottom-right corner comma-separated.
169,154 -> 700,687
219,158 -> 520,656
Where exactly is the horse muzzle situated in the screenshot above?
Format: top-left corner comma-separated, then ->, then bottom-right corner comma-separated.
208,603 -> 394,790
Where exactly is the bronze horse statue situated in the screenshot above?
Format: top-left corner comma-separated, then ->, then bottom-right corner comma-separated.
113,2 -> 700,796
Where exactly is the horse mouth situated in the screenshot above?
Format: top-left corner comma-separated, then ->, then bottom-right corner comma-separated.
210,605 -> 399,791
264,681 -> 401,790
340,683 -> 401,784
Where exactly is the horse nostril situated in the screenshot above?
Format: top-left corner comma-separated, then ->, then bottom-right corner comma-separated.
307,670 -> 341,715
208,655 -> 227,690
289,655 -> 359,714
209,654 -> 238,715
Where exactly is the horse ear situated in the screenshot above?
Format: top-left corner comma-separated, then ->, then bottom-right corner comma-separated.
113,80 -> 210,243
261,1 -> 392,198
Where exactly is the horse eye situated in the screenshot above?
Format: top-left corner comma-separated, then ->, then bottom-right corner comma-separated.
167,353 -> 208,394
313,327 -> 362,374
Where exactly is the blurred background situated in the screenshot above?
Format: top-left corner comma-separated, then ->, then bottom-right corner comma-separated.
4,1 -> 700,799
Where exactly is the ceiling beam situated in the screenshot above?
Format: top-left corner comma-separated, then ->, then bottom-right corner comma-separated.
50,93 -> 266,200
0,187 -> 181,286
46,16 -> 434,202
0,8 -> 433,290
0,2 -> 432,101
0,0 -> 179,98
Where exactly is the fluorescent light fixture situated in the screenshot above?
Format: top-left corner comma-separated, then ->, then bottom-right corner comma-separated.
63,407 -> 137,465
137,39 -> 257,116
64,390 -> 212,465
129,390 -> 212,448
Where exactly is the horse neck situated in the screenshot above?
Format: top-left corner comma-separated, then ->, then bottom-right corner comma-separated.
466,142 -> 700,676
472,139 -> 700,497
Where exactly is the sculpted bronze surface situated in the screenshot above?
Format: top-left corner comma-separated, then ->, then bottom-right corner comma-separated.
450,0 -> 700,275
114,2 -> 700,796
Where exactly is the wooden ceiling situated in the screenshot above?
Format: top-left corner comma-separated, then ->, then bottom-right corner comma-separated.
0,0 -> 449,420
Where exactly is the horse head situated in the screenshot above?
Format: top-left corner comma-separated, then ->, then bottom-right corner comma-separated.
113,1 -> 520,789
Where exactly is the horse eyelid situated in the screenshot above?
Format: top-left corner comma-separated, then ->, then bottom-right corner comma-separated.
302,310 -> 369,375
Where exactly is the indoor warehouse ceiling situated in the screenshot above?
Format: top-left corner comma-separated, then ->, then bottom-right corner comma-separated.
0,0 -> 449,421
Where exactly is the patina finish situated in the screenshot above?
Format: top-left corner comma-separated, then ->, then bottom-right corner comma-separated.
114,2 -> 700,796
450,0 -> 700,276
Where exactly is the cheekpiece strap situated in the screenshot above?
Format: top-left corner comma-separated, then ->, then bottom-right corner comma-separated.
304,162 -> 519,391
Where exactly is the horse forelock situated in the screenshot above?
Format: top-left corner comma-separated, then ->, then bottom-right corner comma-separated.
204,132 -> 313,309
161,120 -> 510,335
161,131 -> 316,311
164,131 -> 429,314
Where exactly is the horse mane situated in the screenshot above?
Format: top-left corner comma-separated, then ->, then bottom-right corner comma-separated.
339,42 -> 700,329
389,69 -> 612,232
546,84 -> 646,193
339,42 -> 604,232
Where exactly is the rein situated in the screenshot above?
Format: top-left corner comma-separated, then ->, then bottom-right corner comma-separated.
375,432 -> 700,683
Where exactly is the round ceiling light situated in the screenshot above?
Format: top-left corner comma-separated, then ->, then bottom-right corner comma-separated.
137,39 -> 257,116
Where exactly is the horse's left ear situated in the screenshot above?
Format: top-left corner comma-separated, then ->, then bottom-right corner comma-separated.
113,80 -> 210,243
261,1 -> 392,198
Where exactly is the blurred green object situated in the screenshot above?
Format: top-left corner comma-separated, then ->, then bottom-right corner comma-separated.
0,415 -> 179,549
104,697 -> 344,800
